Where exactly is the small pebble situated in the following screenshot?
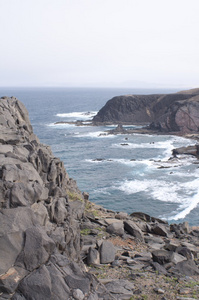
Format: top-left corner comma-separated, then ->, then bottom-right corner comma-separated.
154,287 -> 165,294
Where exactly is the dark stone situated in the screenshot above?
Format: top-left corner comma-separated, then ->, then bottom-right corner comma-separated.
18,265 -> 52,300
64,274 -> 90,294
0,267 -> 27,294
105,279 -> 134,293
46,263 -> 70,299
152,250 -> 172,265
106,221 -> 124,236
152,224 -> 169,237
124,220 -> 144,241
16,227 -> 55,271
11,294 -> 26,300
151,262 -> 167,275
176,246 -> 193,260
144,236 -> 164,245
0,207 -> 36,274
99,241 -> 116,264
130,212 -> 151,222
87,248 -> 100,265
171,260 -> 199,276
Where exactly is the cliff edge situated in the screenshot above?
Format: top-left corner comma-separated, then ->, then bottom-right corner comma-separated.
0,96 -> 110,300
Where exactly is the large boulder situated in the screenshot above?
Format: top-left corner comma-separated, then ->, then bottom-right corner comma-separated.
124,220 -> 144,242
99,241 -> 116,264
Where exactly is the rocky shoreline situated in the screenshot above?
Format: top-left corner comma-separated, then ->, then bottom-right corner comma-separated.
0,96 -> 199,300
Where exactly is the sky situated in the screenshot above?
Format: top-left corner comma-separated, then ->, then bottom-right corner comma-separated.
0,0 -> 199,88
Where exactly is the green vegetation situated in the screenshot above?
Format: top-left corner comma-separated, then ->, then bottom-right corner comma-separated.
68,191 -> 83,202
80,228 -> 91,235
128,295 -> 148,300
85,201 -> 100,217
185,281 -> 199,288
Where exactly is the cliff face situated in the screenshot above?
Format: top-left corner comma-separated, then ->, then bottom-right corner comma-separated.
0,97 -> 99,299
93,88 -> 199,134
92,94 -> 161,124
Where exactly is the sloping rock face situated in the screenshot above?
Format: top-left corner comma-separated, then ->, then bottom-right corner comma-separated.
92,88 -> 199,134
92,94 -> 161,125
0,97 -> 111,299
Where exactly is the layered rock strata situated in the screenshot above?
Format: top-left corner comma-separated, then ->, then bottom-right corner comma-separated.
92,88 -> 199,134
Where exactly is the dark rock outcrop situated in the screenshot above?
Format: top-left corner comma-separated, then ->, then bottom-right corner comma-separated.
92,88 -> 199,134
172,144 -> 199,157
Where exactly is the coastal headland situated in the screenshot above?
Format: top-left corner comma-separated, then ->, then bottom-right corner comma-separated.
55,88 -> 199,138
0,96 -> 199,299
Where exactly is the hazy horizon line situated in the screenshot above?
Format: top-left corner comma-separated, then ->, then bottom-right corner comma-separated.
0,85 -> 194,90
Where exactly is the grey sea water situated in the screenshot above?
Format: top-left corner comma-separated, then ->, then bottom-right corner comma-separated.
1,87 -> 199,225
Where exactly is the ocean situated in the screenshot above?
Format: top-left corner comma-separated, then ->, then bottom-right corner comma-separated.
1,87 -> 199,226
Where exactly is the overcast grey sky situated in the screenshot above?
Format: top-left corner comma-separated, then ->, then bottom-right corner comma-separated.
0,0 -> 198,88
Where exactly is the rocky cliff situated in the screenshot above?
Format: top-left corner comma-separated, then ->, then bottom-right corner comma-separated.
1,96 -> 199,300
92,88 -> 199,134
0,96 -> 112,300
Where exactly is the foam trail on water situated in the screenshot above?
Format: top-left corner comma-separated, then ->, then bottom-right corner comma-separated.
75,131 -> 115,138
168,179 -> 199,220
169,194 -> 199,220
117,179 -> 182,202
56,111 -> 97,120
48,123 -> 75,128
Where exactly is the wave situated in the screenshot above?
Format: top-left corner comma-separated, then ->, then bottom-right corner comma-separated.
56,111 -> 97,120
74,131 -> 116,138
112,140 -> 174,150
116,177 -> 199,220
116,179 -> 181,202
47,123 -> 76,128
104,124 -> 144,129
167,179 -> 199,220
168,195 -> 199,220
85,158 -> 154,168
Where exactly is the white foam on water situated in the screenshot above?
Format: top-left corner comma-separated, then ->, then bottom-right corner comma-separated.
117,176 -> 199,220
85,159 -> 107,164
169,193 -> 199,220
117,179 -> 182,203
48,123 -> 76,128
75,131 -> 116,138
112,158 -> 154,168
56,111 -> 97,120
112,140 -> 174,150
92,187 -> 111,195
154,156 -> 197,169
168,179 -> 199,220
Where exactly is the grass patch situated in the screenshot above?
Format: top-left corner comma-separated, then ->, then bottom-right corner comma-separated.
68,191 -> 83,202
80,228 -> 91,235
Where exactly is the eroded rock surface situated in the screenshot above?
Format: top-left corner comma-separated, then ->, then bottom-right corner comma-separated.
0,97 -> 113,299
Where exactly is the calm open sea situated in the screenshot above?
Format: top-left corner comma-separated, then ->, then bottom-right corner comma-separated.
1,87 -> 199,225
